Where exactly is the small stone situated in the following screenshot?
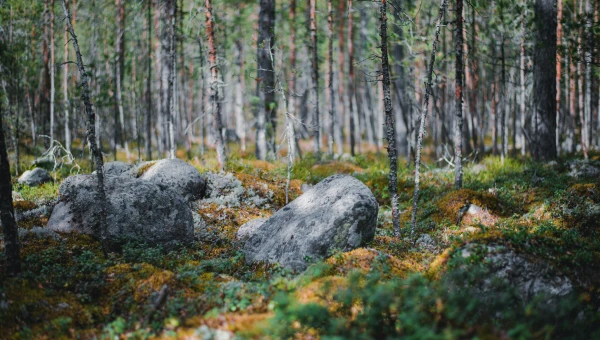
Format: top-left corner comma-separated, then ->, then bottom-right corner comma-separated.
416,234 -> 437,251
18,168 -> 52,187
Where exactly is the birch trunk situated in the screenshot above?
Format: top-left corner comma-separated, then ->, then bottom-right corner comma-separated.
62,0 -> 109,255
411,0 -> 448,232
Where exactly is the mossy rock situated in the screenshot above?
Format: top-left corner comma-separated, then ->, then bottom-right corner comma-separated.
435,189 -> 504,224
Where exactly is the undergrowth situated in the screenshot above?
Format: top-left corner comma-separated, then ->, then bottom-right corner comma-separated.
1,151 -> 600,339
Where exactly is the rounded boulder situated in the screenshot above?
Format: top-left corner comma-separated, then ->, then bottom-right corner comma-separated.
242,174 -> 378,271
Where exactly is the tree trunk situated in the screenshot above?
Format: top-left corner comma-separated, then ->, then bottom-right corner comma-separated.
327,0 -> 335,157
310,0 -> 321,156
146,0 -> 153,160
288,0 -> 298,160
256,0 -> 276,161
205,0 -> 226,170
114,0 -> 126,160
501,36 -> 508,162
532,0 -> 557,160
584,0 -> 593,158
0,105 -> 21,276
50,0 -> 55,147
454,0 -> 464,188
167,0 -> 176,159
411,0 -> 448,232
337,0 -> 346,155
43,0 -> 50,146
520,8 -> 527,156
198,37 -> 206,157
62,0 -> 109,255
63,26 -> 71,153
348,0 -> 356,156
379,0 -> 400,237
556,0 -> 563,154
235,40 -> 246,153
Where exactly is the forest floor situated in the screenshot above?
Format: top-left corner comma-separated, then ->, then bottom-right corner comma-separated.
1,146 -> 600,339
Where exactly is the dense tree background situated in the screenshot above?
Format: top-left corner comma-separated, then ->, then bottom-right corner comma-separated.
0,0 -> 597,168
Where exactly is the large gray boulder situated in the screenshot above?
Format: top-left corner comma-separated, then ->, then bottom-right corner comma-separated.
47,174 -> 194,248
457,243 -> 573,304
18,168 -> 52,186
242,174 -> 378,271
102,161 -> 132,177
136,159 -> 206,201
568,160 -> 600,179
236,218 -> 267,241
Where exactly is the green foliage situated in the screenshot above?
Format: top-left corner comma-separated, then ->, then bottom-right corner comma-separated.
270,266 -> 600,339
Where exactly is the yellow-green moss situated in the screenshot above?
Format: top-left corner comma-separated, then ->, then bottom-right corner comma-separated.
310,161 -> 365,178
435,189 -> 503,224
326,248 -> 422,279
12,200 -> 38,211
234,173 -> 303,207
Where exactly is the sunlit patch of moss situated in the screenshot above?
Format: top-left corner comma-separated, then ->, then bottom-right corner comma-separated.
180,312 -> 272,337
12,200 -> 38,212
426,248 -> 454,280
198,202 -> 271,241
311,161 -> 364,178
435,189 -> 504,225
17,181 -> 60,202
295,276 -> 349,313
326,248 -> 422,279
245,159 -> 277,172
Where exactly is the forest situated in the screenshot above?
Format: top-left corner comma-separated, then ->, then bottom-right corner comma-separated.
1,0 -> 600,338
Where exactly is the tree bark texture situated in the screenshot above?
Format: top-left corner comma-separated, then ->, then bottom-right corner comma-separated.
379,0 -> 400,237
454,0 -> 464,188
205,0 -> 226,170
256,0 -> 276,160
0,105 -> 21,276
532,0 -> 557,161
411,0 -> 448,232
61,0 -> 110,255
